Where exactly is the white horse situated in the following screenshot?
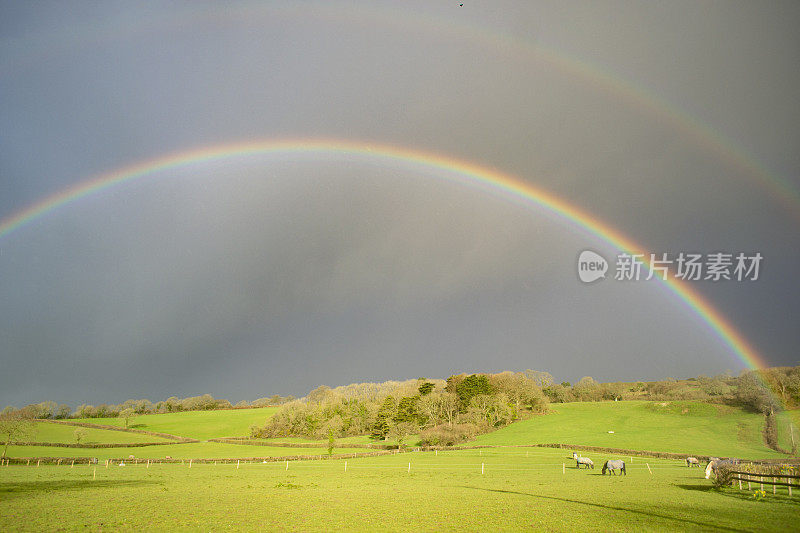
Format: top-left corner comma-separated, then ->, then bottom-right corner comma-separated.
705,458 -> 738,479
685,457 -> 700,467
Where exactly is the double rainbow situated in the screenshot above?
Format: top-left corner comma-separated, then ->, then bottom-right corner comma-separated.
0,139 -> 769,374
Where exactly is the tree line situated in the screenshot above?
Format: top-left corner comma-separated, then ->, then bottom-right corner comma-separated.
2,393 -> 296,422
253,367 -> 800,447
2,366 -> 797,449
253,371 -> 551,446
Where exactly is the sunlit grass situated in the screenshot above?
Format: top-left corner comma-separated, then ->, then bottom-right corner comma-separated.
1,448 -> 796,531
26,422 -> 173,444
470,401 -> 787,459
73,407 -> 279,440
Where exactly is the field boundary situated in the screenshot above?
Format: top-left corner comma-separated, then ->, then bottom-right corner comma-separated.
1,449 -> 397,465
419,443 -> 799,463
209,437 -> 397,449
211,439 -> 799,462
40,419 -> 198,442
4,440 -> 193,449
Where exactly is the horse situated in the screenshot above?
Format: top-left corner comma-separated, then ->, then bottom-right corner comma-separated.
704,458 -> 739,479
685,457 -> 700,468
602,460 -> 626,475
576,456 -> 594,469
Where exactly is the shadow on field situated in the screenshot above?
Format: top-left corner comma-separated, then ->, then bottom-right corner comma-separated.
460,486 -> 741,532
0,480 -> 158,501
676,484 -> 798,505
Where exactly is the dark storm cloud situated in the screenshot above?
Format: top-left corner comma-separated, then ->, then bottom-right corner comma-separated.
0,1 -> 798,406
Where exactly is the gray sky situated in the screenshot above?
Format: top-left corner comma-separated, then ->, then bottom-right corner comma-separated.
1,1 -> 798,407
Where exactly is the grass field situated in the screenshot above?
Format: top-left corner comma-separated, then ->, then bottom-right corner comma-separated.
24,422 -> 173,444
2,442 -> 375,461
245,435 -> 414,447
74,407 -> 279,440
1,447 -> 796,531
776,409 -> 800,453
470,401 -> 787,459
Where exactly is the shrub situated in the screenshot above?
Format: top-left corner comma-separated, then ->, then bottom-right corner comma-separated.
418,423 -> 478,446
711,464 -> 735,488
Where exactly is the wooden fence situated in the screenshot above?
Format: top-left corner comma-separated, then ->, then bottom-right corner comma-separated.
730,470 -> 800,496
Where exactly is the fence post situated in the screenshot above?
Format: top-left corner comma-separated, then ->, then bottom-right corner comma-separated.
773,478 -> 776,494
408,462 -> 411,473
646,463 -> 652,475
760,476 -> 763,491
93,467 -> 96,480
562,463 -> 565,474
738,477 -> 742,490
285,460 -> 288,471
237,460 -> 239,469
344,461 -> 347,472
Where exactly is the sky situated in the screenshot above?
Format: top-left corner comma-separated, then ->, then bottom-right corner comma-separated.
1,1 -> 798,407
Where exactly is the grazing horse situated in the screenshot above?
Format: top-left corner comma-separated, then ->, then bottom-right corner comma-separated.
602,460 -> 626,475
685,457 -> 700,468
704,458 -> 739,479
576,456 -> 594,469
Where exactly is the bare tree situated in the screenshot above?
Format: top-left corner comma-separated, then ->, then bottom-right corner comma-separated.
119,408 -> 135,428
74,428 -> 87,444
0,407 -> 36,457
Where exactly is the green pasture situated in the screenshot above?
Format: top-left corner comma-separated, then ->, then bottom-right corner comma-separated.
2,442 -> 371,461
245,434 -> 414,447
471,401 -> 788,459
74,407 -> 279,440
25,422 -> 172,444
1,447 -> 796,531
775,409 -> 800,453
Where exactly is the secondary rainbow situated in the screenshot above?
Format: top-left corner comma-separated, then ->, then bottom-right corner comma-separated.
0,139 -> 769,374
9,3 -> 798,219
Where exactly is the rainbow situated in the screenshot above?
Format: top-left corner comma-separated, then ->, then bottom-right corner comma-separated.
6,4 -> 798,221
0,139 -> 771,376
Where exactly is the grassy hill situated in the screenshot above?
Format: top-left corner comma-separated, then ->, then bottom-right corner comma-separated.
470,400 -> 788,459
73,407 -> 279,440
29,422 -> 173,444
11,401 -> 795,461
776,409 -> 800,452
